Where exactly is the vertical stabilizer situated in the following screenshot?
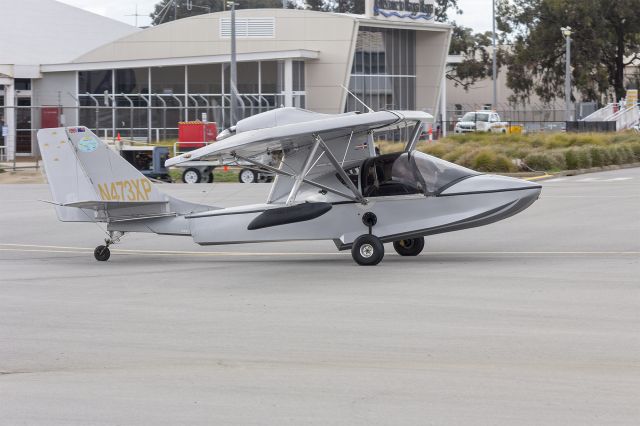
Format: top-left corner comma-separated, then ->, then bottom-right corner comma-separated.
37,127 -> 166,221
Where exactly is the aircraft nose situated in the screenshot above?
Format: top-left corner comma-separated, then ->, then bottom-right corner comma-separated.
439,174 -> 542,196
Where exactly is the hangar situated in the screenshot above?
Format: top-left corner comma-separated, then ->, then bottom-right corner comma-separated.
0,0 -> 451,160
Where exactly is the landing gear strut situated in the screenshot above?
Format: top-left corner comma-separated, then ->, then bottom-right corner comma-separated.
94,231 -> 124,262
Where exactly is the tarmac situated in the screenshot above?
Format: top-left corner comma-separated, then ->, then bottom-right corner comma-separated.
0,168 -> 638,425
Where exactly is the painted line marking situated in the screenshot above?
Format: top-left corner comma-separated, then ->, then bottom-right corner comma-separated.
545,177 -> 633,183
524,174 -> 552,181
0,244 -> 638,257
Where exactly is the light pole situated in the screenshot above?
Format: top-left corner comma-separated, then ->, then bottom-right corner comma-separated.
561,26 -> 572,122
492,0 -> 497,110
227,1 -> 239,126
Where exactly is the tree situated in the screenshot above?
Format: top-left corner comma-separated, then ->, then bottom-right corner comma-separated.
447,25 -> 507,91
305,0 -> 325,11
150,0 -> 223,25
497,0 -> 640,104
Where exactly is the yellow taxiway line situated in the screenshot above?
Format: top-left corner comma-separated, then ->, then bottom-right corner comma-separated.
523,174 -> 553,181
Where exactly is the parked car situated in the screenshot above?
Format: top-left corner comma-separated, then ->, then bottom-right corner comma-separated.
454,111 -> 509,134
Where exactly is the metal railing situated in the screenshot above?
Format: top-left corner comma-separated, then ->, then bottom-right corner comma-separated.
606,105 -> 640,130
582,103 -> 616,122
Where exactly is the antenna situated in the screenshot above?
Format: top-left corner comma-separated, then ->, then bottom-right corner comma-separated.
125,4 -> 145,27
341,84 -> 374,113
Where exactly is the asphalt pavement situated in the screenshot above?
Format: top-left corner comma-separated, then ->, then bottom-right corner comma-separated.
0,168 -> 638,425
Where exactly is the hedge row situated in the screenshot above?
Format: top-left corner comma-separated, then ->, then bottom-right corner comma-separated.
377,132 -> 640,173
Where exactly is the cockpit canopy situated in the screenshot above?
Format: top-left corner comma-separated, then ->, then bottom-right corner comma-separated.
360,151 -> 479,197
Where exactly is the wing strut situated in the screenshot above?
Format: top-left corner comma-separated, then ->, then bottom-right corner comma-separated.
286,137 -> 321,205
404,121 -> 423,152
233,147 -> 366,204
313,134 -> 366,204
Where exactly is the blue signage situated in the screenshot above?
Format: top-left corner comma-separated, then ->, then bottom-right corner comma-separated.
373,0 -> 435,20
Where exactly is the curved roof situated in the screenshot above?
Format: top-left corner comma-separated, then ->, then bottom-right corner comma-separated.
72,9 -> 356,65
0,0 -> 137,66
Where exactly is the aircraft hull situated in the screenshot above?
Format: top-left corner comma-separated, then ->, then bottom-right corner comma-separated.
186,176 -> 541,247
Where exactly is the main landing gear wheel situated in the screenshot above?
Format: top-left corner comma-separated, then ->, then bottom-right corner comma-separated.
239,168 -> 257,183
351,234 -> 384,266
393,237 -> 425,256
94,245 -> 111,261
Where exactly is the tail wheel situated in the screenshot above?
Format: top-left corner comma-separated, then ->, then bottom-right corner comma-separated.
393,237 -> 425,256
239,168 -> 257,183
351,234 -> 384,266
182,168 -> 202,184
94,245 -> 111,262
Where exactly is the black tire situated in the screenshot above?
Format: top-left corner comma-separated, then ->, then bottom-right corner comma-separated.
94,245 -> 111,262
393,237 -> 425,256
182,168 -> 202,184
351,234 -> 384,266
207,172 -> 214,183
239,168 -> 257,184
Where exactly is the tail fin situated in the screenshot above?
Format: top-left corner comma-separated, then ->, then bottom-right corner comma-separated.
38,127 -> 168,222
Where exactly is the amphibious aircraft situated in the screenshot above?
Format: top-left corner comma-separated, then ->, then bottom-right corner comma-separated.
37,107 -> 541,265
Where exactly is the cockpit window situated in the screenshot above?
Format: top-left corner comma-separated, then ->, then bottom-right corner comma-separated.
362,154 -> 422,197
411,151 -> 478,194
361,152 -> 478,197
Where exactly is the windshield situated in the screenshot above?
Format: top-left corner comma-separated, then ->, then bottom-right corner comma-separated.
461,112 -> 490,122
361,152 -> 478,197
411,151 -> 478,194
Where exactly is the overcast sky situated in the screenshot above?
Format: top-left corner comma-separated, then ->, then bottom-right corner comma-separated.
57,0 -> 494,31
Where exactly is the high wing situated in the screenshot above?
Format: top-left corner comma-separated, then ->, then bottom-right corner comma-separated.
165,109 -> 431,167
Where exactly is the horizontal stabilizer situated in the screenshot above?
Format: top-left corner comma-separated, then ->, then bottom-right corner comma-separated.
62,200 -> 168,210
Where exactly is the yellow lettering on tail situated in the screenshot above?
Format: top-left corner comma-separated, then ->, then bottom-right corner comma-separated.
141,180 -> 152,201
97,178 -> 154,201
98,184 -> 111,201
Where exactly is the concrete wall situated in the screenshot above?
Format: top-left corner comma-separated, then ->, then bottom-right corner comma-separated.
32,72 -> 79,130
416,30 -> 450,117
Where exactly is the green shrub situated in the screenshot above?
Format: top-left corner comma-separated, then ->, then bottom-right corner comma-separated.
524,151 -> 567,171
494,154 -> 516,172
628,143 -> 640,161
615,145 -> 634,164
565,149 -> 579,169
607,146 -> 622,164
471,150 -> 495,172
442,146 -> 468,163
576,148 -> 592,169
590,146 -> 607,167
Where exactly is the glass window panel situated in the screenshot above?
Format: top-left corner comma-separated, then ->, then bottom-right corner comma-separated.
237,62 -> 259,93
115,68 -> 149,94
348,26 -> 416,113
188,64 -> 222,93
261,61 -> 278,94
79,70 -> 112,94
293,61 -> 305,92
151,66 -> 185,95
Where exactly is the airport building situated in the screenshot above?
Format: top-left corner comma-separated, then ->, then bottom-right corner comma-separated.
0,0 -> 451,160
